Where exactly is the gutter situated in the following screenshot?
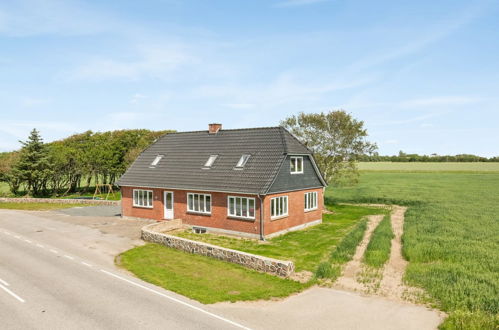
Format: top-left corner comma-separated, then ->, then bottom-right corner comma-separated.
258,194 -> 265,241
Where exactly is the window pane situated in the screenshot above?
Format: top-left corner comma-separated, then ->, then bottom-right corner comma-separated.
297,158 -> 303,172
271,199 -> 275,217
249,199 -> 255,217
200,194 -> 205,212
148,191 -> 153,207
236,197 -> 241,216
229,197 -> 235,215
290,158 -> 296,172
188,194 -> 193,211
283,197 -> 288,214
205,195 -> 211,212
242,198 -> 248,217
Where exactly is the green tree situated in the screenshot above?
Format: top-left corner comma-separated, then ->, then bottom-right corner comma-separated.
14,129 -> 53,195
281,110 -> 377,185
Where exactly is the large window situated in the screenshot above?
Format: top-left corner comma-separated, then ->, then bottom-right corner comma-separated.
150,155 -> 163,167
228,196 -> 255,219
133,189 -> 153,208
187,193 -> 211,214
304,191 -> 318,211
271,196 -> 288,219
290,156 -> 303,174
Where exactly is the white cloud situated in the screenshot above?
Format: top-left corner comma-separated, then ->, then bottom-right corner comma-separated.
130,93 -> 147,104
22,97 -> 50,107
70,44 -> 196,81
274,0 -> 329,8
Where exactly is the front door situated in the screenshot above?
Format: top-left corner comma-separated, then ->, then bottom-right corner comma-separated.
163,191 -> 174,220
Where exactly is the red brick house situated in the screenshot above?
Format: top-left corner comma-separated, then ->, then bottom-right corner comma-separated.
117,124 -> 326,239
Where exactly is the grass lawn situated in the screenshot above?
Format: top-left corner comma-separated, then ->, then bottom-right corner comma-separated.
0,202 -> 89,210
174,204 -> 387,272
330,170 -> 499,329
119,244 -> 308,304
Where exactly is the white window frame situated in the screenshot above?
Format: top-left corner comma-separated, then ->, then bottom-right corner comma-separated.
204,155 -> 218,168
290,156 -> 303,174
187,193 -> 212,214
227,196 -> 256,219
133,189 -> 154,208
150,155 -> 163,167
304,191 -> 318,211
235,154 -> 251,168
270,196 -> 288,219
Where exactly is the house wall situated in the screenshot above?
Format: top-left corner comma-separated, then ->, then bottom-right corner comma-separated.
121,187 -> 262,236
121,186 -> 323,238
262,187 -> 323,236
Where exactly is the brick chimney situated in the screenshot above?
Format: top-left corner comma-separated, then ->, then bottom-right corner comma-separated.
208,123 -> 222,134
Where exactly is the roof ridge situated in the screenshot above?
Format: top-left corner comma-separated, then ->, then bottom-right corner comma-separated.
168,126 -> 281,135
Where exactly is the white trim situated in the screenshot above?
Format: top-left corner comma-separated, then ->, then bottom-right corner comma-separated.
163,191 -> 174,220
187,193 -> 212,214
270,195 -> 288,219
121,185 -> 258,196
227,196 -> 256,220
133,189 -> 154,208
290,156 -> 304,174
304,191 -> 318,211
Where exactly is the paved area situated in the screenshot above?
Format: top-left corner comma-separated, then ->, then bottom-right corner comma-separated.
0,209 -> 248,330
213,287 -> 443,330
56,204 -> 122,217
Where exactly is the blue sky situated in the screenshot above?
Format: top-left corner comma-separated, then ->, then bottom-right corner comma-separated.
0,0 -> 498,156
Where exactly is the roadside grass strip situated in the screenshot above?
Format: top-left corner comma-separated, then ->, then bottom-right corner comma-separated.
0,202 -> 89,211
119,244 -> 308,304
363,215 -> 393,268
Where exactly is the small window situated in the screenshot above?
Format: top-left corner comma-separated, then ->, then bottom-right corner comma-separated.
271,196 -> 288,219
290,156 -> 303,174
228,196 -> 256,219
204,155 -> 218,168
151,155 -> 163,167
235,154 -> 251,168
305,191 -> 318,211
187,193 -> 211,214
133,189 -> 153,208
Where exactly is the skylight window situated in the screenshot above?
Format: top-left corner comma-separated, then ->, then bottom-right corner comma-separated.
236,154 -> 251,168
204,155 -> 218,168
150,155 -> 163,167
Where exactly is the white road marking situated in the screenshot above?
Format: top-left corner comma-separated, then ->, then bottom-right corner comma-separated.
81,262 -> 93,267
101,270 -> 250,330
0,283 -> 25,303
0,278 -> 9,286
64,255 -> 74,260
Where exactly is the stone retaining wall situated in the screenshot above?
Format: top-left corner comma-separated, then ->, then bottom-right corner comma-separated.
141,223 -> 295,277
0,197 -> 120,206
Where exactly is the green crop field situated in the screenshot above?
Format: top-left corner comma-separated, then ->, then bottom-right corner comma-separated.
358,161 -> 499,173
328,165 -> 499,328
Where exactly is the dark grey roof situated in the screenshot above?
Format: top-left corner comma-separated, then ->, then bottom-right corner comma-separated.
117,126 -> 323,194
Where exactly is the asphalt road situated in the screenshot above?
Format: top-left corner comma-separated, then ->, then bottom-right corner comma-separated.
0,210 -> 249,330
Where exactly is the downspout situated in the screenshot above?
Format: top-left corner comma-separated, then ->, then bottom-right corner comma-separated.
258,194 -> 265,241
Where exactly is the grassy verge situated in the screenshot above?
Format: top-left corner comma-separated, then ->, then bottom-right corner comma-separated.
315,217 -> 368,280
330,172 -> 499,329
119,244 -> 308,304
174,204 -> 386,272
0,202 -> 89,210
363,215 -> 393,268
